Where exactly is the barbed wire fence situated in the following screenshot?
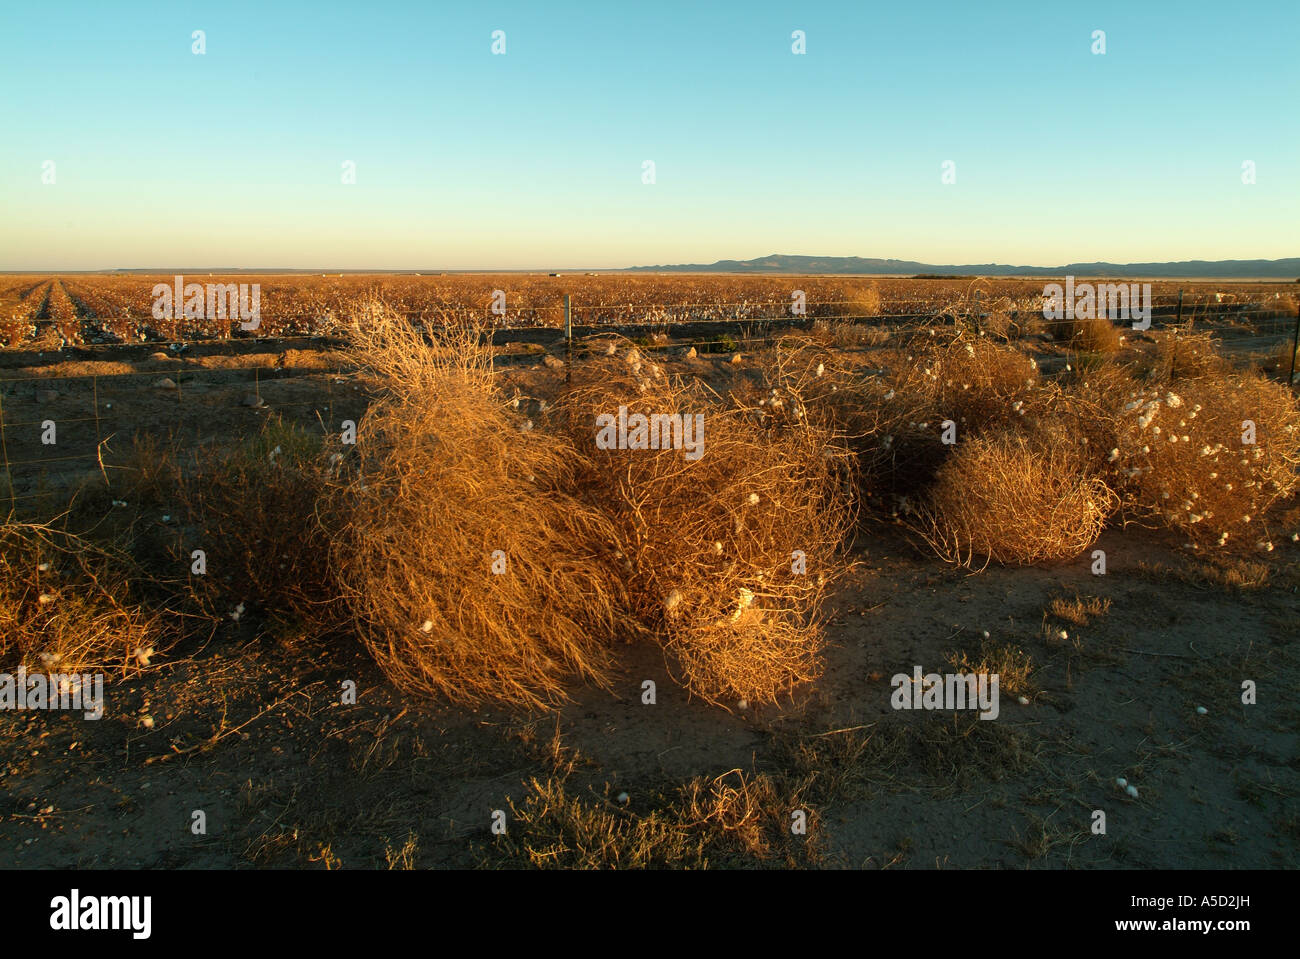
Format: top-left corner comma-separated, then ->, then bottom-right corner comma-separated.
2,289 -> 1297,517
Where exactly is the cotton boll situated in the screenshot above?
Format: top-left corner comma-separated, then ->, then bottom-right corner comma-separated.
664,589 -> 683,613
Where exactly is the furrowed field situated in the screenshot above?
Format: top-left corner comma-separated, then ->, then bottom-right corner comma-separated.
1,273 -> 1297,869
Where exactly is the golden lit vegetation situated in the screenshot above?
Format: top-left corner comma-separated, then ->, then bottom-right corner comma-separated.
555,342 -> 855,706
329,307 -> 627,708
0,521 -> 164,678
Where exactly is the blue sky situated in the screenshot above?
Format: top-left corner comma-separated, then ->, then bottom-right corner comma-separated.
1,0 -> 1296,269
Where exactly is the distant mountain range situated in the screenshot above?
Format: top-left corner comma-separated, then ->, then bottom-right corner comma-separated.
627,254 -> 1300,279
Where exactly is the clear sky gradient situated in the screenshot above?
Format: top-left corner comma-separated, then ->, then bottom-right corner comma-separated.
1,0 -> 1296,270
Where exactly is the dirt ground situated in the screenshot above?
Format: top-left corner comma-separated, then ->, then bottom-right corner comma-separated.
1,329 -> 1296,869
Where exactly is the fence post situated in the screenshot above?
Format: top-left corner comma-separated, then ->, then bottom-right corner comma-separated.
1290,301 -> 1300,388
564,295 -> 572,384
1170,289 -> 1183,378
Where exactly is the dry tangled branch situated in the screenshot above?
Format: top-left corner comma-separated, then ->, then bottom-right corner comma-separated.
0,521 -> 165,677
328,304 -> 628,708
552,341 -> 855,706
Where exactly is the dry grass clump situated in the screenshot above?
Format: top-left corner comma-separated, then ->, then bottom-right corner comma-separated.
330,307 -> 627,708
913,427 -> 1117,567
841,330 -> 1042,495
750,334 -> 887,446
1261,339 -> 1298,383
179,416 -> 339,628
1110,369 -> 1300,547
892,330 -> 1042,434
1066,314 -> 1123,353
1266,292 -> 1298,319
0,522 -> 163,677
826,282 -> 881,319
946,639 -> 1039,698
495,768 -> 812,868
979,296 -> 1047,341
1041,363 -> 1142,478
1048,592 -> 1111,626
806,318 -> 892,349
553,342 -> 854,706
1148,330 -> 1232,380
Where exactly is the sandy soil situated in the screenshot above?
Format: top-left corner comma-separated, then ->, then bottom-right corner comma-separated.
0,332 -> 1296,869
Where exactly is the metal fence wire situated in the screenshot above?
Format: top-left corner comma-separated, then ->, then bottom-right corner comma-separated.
1,291 -> 1297,515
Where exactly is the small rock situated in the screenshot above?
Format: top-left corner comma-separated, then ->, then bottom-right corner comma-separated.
1116,777 -> 1127,788
685,346 -> 697,358
738,699 -> 749,711
616,791 -> 630,805
149,352 -> 169,362
1125,784 -> 1139,799
1195,706 -> 1208,715
543,355 -> 565,370
729,352 -> 743,365
155,377 -> 177,390
1017,695 -> 1030,705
